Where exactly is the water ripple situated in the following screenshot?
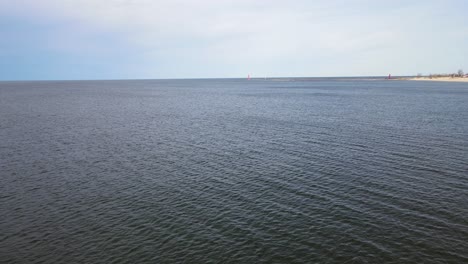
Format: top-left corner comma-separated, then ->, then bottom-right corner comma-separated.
1,79 -> 467,263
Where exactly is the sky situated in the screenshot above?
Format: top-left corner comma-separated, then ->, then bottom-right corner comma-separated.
0,0 -> 467,80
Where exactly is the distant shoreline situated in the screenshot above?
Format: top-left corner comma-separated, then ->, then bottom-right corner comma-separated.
399,77 -> 468,83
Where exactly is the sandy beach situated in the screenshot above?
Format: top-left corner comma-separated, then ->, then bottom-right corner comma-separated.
407,77 -> 468,83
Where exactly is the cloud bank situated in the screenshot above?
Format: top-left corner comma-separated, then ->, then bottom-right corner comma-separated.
0,0 -> 467,79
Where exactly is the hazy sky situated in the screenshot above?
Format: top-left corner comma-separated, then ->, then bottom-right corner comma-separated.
0,0 -> 467,80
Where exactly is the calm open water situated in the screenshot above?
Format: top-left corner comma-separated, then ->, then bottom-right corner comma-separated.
1,78 -> 467,263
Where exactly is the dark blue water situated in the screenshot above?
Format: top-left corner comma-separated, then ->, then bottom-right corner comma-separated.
1,78 -> 467,263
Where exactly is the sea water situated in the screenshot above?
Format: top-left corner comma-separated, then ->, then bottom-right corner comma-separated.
1,78 -> 467,263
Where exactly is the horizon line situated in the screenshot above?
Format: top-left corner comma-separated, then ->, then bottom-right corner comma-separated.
0,75 -> 412,82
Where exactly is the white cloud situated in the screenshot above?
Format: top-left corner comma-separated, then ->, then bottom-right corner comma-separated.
1,0 -> 467,78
